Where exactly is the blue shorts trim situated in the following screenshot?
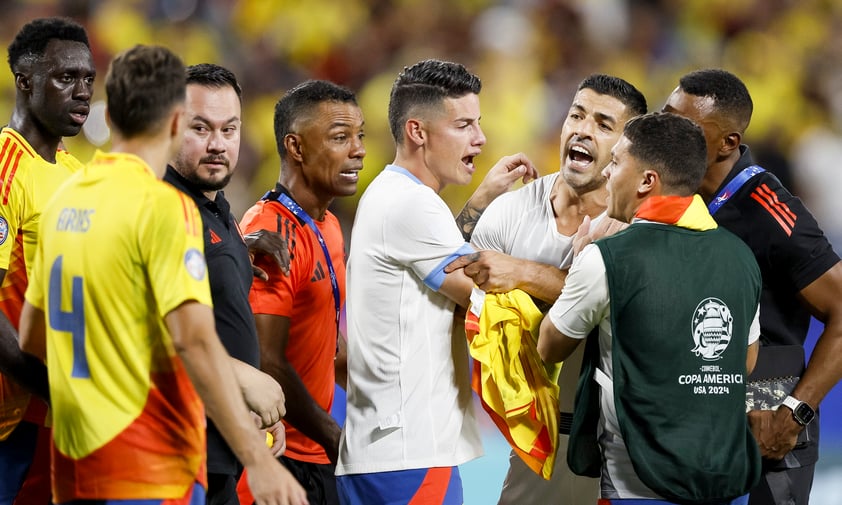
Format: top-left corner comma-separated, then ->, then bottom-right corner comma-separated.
338,467 -> 462,505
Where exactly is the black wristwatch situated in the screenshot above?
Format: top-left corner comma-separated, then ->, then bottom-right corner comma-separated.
782,395 -> 816,427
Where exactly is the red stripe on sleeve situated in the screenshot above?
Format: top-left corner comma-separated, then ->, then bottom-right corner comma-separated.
756,184 -> 796,225
4,130 -> 34,158
0,140 -> 16,183
2,150 -> 23,205
0,139 -> 12,197
750,191 -> 792,236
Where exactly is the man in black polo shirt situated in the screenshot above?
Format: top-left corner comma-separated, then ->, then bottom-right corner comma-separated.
664,69 -> 842,505
164,63 -> 292,505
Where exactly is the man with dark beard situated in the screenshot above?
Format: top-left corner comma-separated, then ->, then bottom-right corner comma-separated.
164,63 -> 293,505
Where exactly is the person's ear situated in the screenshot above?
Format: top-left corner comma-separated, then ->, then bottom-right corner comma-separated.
14,72 -> 31,93
721,131 -> 741,156
638,169 -> 658,197
405,119 -> 425,146
284,133 -> 304,162
169,107 -> 185,140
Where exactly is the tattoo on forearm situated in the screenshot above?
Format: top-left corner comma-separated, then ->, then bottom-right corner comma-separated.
456,204 -> 484,241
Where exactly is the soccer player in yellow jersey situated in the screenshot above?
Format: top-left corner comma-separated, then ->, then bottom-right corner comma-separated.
0,17 -> 95,505
18,45 -> 307,505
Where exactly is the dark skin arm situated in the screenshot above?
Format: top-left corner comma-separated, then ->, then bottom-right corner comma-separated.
748,261 -> 842,459
245,230 -> 291,280
255,313 -> 341,464
0,269 -> 49,402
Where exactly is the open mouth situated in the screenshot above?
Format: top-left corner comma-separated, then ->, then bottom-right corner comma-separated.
568,145 -> 593,168
462,155 -> 477,172
69,111 -> 88,125
340,168 -> 360,182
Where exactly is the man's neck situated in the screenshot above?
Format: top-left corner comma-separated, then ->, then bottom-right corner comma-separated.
111,138 -> 170,180
699,152 -> 742,202
280,174 -> 332,221
8,113 -> 60,164
392,153 -> 442,193
550,175 -> 608,235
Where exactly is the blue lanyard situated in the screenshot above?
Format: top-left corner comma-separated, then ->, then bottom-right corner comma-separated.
707,165 -> 765,215
264,190 -> 341,331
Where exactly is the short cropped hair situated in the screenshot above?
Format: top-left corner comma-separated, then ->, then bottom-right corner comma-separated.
273,80 -> 358,158
8,17 -> 90,72
388,59 -> 482,143
678,69 -> 753,133
622,112 -> 707,195
105,45 -> 186,138
186,63 -> 242,102
578,74 -> 648,118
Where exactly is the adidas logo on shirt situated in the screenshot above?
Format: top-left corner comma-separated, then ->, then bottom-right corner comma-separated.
311,261 -> 325,282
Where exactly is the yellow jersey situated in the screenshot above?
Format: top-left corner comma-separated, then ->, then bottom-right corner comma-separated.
25,150 -> 212,501
0,127 -> 83,438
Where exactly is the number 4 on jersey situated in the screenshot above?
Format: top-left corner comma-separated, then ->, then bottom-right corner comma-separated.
48,256 -> 89,378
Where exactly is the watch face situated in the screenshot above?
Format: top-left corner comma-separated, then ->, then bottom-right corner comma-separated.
794,403 -> 816,425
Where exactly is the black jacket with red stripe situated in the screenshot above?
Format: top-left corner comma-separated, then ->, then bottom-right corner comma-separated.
712,145 -> 839,349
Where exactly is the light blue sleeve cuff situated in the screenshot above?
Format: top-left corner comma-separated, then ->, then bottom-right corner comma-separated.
423,243 -> 476,291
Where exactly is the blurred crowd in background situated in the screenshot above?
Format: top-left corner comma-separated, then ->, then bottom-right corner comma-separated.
2,0 -> 842,246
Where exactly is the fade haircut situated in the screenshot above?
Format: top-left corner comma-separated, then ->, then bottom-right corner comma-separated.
578,74 -> 648,118
186,63 -> 242,102
273,80 -> 357,158
622,112 -> 707,195
388,59 -> 482,143
8,17 -> 90,72
678,69 -> 753,133
105,45 -> 186,138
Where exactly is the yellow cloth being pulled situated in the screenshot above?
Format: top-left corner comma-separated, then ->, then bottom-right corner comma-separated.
465,288 -> 561,480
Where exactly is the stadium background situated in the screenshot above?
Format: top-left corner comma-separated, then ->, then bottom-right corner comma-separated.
2,0 -> 841,502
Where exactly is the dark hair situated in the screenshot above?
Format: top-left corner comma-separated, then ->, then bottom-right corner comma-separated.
105,45 -> 186,138
273,79 -> 357,157
186,63 -> 242,102
388,59 -> 482,143
622,112 -> 707,195
578,74 -> 648,118
678,69 -> 753,132
8,17 -> 90,72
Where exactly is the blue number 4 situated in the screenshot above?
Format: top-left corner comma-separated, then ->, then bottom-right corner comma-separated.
48,256 -> 89,378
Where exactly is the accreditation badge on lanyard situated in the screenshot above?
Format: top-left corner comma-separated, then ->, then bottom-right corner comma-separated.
707,165 -> 765,215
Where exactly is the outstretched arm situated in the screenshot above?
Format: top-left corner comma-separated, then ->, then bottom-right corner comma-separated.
445,251 -> 567,303
446,211 -> 626,303
456,153 -> 537,241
